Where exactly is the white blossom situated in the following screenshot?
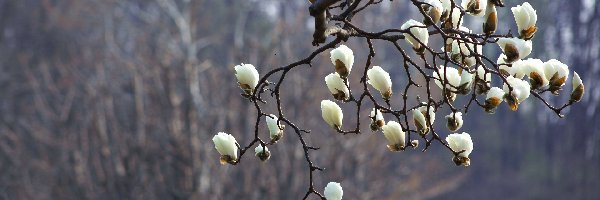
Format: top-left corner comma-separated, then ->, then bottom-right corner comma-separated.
448,8 -> 463,28
459,69 -> 474,94
508,59 -> 529,79
433,66 -> 461,91
234,63 -> 260,95
382,121 -> 406,151
571,72 -> 584,102
324,182 -> 343,200
497,54 -> 523,78
413,103 -> 435,136
520,58 -> 548,89
446,132 -> 474,166
422,0 -> 444,24
503,76 -> 531,111
325,73 -> 350,101
483,1 -> 497,35
254,145 -> 271,161
475,66 -> 492,94
367,66 -> 393,100
401,19 -> 429,53
497,38 -> 532,63
330,45 -> 354,78
451,39 -> 482,67
370,108 -> 385,131
212,132 -> 239,165
321,100 -> 343,130
511,2 -> 537,40
543,59 -> 570,94
572,72 -> 583,92
462,0 -> 487,16
445,112 -> 463,132
266,114 -> 284,142
484,87 -> 505,113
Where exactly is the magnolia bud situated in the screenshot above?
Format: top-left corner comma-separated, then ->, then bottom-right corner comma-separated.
475,66 -> 492,95
254,145 -> 271,161
325,73 -> 350,101
446,132 -> 473,167
413,104 -> 435,136
483,2 -> 497,35
543,59 -> 570,95
411,140 -> 420,149
497,38 -> 532,63
234,63 -> 260,95
433,66 -> 461,101
401,19 -> 429,53
570,72 -> 584,103
324,182 -> 343,200
330,45 -> 354,78
512,2 -> 537,40
462,0 -> 487,16
382,121 -> 406,151
503,76 -> 531,111
457,70 -> 474,95
367,66 -> 393,100
445,112 -> 463,132
484,87 -> 505,113
422,0 -> 443,25
521,58 -> 547,90
212,132 -> 239,165
321,100 -> 343,130
369,108 -> 385,131
266,114 -> 284,143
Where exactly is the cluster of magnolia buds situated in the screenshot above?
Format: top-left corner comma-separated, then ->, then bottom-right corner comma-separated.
212,1 -> 588,197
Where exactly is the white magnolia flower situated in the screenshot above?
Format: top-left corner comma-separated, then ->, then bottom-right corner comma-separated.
451,39 -> 482,67
321,100 -> 343,130
571,72 -> 584,102
324,182 -> 343,200
497,54 -> 523,78
212,132 -> 239,165
497,38 -> 532,63
434,66 -> 461,90
511,2 -> 537,40
445,112 -> 463,132
433,66 -> 461,101
367,66 -> 393,100
330,45 -> 354,78
520,58 -> 548,89
503,76 -> 531,111
422,0 -> 444,24
484,87 -> 505,113
254,145 -> 271,161
543,59 -> 570,94
266,114 -> 284,142
508,59 -> 528,79
369,108 -> 385,131
325,73 -> 350,101
446,132 -> 474,166
458,69 -> 474,94
439,0 -> 452,21
382,121 -> 406,151
413,103 -> 436,136
483,1 -> 497,35
475,66 -> 491,94
401,19 -> 429,53
234,63 -> 260,95
462,0 -> 487,16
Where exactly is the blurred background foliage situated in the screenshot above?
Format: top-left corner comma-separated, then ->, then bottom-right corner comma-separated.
0,0 -> 598,199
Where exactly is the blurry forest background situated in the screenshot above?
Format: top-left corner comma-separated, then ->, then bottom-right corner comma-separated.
0,0 -> 599,199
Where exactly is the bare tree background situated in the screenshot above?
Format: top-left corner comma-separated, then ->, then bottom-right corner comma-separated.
0,0 -> 598,199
